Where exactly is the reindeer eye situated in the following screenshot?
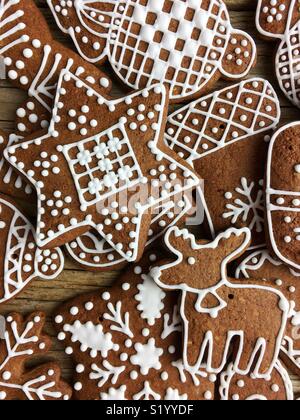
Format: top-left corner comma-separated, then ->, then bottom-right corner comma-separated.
228,294 -> 234,300
188,257 -> 196,265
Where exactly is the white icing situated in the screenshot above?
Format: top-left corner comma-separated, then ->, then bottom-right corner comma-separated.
130,338 -> 163,375
219,361 -> 294,400
152,227 -> 290,379
0,313 -> 67,400
5,70 -> 199,262
256,0 -> 300,108
65,196 -> 192,270
100,385 -> 127,400
222,177 -> 264,233
165,78 -> 280,163
135,274 -> 166,326
0,197 -> 64,304
64,321 -> 119,358
48,0 -> 256,101
164,387 -> 188,400
266,122 -> 300,271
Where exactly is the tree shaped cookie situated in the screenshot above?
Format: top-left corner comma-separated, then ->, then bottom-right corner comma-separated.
236,247 -> 300,378
265,121 -> 300,271
0,0 -> 111,135
47,0 -> 256,103
53,252 -> 215,400
219,361 -> 294,400
0,194 -> 64,304
256,0 -> 300,108
5,70 -> 200,261
151,227 -> 290,379
0,311 -> 71,400
165,78 -> 280,246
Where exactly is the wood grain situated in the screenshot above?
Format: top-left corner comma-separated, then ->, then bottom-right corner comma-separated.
0,0 -> 299,398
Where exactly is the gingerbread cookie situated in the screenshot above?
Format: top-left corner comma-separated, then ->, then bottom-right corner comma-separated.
219,361 -> 294,400
151,227 -> 290,379
236,247 -> 300,377
0,0 -> 111,135
265,121 -> 300,271
0,311 -> 71,400
48,0 -> 256,103
165,78 -> 280,246
0,194 -> 64,304
256,0 -> 300,108
66,195 -> 193,271
53,252 -> 215,400
0,129 -> 34,199
5,70 -> 200,261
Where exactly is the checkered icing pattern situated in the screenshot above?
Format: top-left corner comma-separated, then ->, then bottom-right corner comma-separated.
62,124 -> 143,208
166,79 -> 279,160
109,0 -> 230,98
276,21 -> 300,107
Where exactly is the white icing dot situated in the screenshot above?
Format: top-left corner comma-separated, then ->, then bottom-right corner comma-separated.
55,315 -> 63,324
74,382 -> 82,391
102,292 -> 110,301
70,307 -> 79,316
204,391 -> 212,400
168,345 -> 176,354
76,364 -> 85,374
85,302 -> 94,311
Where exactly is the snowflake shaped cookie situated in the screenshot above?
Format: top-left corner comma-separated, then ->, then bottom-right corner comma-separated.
54,252 -> 215,400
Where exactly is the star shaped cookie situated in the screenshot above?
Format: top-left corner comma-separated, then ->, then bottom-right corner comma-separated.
5,70 -> 199,261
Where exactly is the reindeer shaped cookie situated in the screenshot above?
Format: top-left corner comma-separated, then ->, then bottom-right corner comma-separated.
151,227 -> 290,379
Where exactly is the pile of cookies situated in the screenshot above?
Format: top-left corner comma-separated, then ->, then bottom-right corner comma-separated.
0,0 -> 299,400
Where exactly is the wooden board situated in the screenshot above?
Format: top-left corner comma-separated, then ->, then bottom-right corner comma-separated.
0,0 -> 299,399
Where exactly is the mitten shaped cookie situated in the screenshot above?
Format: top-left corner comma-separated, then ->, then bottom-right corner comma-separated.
47,0 -> 256,103
265,121 -> 300,271
53,252 -> 215,400
165,78 -> 280,246
0,312 -> 71,400
236,247 -> 300,378
256,0 -> 300,108
151,227 -> 290,379
0,0 -> 111,135
0,194 -> 64,303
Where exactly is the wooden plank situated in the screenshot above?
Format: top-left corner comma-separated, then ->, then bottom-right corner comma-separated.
0,0 -> 299,399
